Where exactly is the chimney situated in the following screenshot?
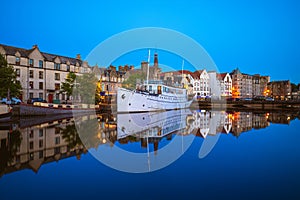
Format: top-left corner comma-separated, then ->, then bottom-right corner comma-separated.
76,54 -> 81,60
32,44 -> 38,49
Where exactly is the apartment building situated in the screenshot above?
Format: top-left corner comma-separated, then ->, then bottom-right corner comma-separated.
0,44 -> 91,103
230,68 -> 253,98
267,80 -> 291,100
252,74 -> 270,97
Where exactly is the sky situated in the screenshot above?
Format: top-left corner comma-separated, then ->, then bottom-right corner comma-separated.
1,0 -> 299,83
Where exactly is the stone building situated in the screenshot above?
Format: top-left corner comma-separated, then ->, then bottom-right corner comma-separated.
252,74 -> 270,97
0,44 -> 91,103
267,80 -> 291,100
230,68 -> 253,98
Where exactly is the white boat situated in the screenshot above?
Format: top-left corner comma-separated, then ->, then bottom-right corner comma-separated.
117,80 -> 195,113
117,109 -> 193,139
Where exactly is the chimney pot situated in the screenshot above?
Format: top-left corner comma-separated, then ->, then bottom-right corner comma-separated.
76,54 -> 81,60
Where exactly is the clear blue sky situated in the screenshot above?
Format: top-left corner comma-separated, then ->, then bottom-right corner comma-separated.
1,0 -> 299,83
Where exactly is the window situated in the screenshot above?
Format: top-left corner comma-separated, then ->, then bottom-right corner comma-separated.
39,82 -> 43,90
55,73 -> 60,80
39,71 -> 43,79
39,151 -> 43,159
66,65 -> 70,72
29,92 -> 33,99
55,83 -> 60,90
39,129 -> 43,137
30,141 -> 34,149
30,153 -> 34,160
39,92 -> 43,98
39,140 -> 43,148
16,57 -> 20,65
29,70 -> 34,78
39,60 -> 43,68
55,137 -> 60,145
55,127 -> 60,134
54,63 -> 61,70
29,59 -> 34,67
56,93 -> 60,100
29,130 -> 34,138
16,69 -> 20,77
29,81 -> 34,89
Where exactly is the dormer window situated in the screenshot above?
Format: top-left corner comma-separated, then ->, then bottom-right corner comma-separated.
16,57 -> 20,65
54,63 -> 60,70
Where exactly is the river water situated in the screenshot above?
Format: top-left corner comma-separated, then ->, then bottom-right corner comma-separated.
0,110 -> 299,199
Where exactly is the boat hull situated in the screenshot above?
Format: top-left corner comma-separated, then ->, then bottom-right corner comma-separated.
117,88 -> 193,113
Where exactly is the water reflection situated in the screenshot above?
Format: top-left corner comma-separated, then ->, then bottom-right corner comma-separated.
0,110 -> 299,176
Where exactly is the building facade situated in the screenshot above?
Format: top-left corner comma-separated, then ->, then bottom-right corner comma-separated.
217,73 -> 232,97
230,68 -> 253,98
0,44 -> 91,103
252,74 -> 270,97
267,80 -> 291,100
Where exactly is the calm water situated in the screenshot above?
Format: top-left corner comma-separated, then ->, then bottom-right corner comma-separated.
0,110 -> 300,200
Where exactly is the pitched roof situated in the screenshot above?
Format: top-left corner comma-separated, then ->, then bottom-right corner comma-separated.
217,73 -> 227,80
0,43 -> 82,65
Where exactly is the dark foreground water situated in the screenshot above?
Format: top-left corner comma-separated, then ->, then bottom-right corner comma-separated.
0,110 -> 300,200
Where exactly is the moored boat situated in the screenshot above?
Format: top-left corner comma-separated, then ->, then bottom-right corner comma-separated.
117,80 -> 195,113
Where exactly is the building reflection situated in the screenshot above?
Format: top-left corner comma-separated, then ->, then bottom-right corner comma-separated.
0,110 -> 299,177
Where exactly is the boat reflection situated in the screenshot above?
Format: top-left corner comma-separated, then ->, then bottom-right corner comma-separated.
0,110 -> 299,176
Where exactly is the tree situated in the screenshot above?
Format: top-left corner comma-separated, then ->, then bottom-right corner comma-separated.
73,73 -> 102,104
61,72 -> 76,103
0,54 -> 22,98
122,72 -> 146,90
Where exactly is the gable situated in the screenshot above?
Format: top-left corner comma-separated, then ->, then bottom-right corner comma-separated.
54,56 -> 61,63
28,48 -> 44,60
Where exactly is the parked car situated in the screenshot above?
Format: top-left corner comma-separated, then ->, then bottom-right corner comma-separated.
27,98 -> 47,104
1,97 -> 22,105
253,96 -> 266,101
242,98 -> 252,101
265,97 -> 275,101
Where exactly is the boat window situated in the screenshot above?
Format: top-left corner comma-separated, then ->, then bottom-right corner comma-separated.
149,85 -> 152,91
157,86 -> 162,94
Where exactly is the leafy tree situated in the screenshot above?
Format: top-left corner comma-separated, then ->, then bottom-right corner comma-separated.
73,73 -> 101,104
122,72 -> 146,90
61,72 -> 76,103
0,54 -> 22,98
